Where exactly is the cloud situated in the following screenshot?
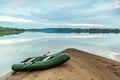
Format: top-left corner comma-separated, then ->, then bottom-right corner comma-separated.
64,23 -> 104,27
0,15 -> 34,23
33,21 -> 104,27
11,0 -> 28,5
112,0 -> 120,8
97,0 -> 120,9
0,0 -> 119,28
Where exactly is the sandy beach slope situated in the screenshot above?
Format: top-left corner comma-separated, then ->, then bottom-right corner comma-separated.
1,48 -> 120,80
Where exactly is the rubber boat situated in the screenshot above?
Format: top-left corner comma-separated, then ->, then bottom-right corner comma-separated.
12,53 -> 70,71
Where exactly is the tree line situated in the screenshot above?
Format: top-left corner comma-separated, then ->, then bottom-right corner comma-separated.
0,26 -> 120,37
0,26 -> 25,37
27,28 -> 120,34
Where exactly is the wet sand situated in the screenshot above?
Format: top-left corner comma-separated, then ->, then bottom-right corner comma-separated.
1,48 -> 120,80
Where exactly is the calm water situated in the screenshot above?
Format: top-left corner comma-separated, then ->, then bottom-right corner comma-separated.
0,32 -> 120,76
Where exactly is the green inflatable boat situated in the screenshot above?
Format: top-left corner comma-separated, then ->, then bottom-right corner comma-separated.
12,53 -> 70,71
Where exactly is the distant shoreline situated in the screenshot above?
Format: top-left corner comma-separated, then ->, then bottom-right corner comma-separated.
0,26 -> 25,37
1,26 -> 120,35
26,28 -> 120,34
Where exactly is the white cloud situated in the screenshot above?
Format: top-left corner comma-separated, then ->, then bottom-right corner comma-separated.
0,15 -> 104,27
36,21 -> 104,27
64,23 -> 104,27
98,0 -> 120,9
88,15 -> 110,19
113,0 -> 120,8
31,21 -> 104,27
39,0 -> 87,8
11,0 -> 28,5
0,15 -> 34,23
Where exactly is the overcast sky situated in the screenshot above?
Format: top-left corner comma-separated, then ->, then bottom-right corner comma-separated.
0,0 -> 120,28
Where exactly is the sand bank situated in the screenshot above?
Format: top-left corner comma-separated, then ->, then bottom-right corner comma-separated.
1,48 -> 120,80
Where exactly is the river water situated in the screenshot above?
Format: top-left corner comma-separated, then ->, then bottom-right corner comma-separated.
0,32 -> 120,76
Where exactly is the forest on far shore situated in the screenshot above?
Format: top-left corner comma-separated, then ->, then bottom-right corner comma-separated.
0,26 -> 25,37
26,28 -> 120,34
0,26 -> 120,37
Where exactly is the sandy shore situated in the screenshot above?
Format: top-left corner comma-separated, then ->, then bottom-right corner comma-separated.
1,48 -> 120,80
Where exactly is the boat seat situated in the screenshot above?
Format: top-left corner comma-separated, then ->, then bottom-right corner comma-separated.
42,56 -> 52,61
21,57 -> 34,63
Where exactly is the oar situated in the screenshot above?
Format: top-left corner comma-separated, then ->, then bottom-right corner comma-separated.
12,51 -> 50,75
12,57 -> 39,75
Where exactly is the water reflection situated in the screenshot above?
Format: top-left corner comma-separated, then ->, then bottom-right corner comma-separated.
0,32 -> 120,76
106,51 -> 120,61
0,31 -> 24,37
0,39 -> 34,44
